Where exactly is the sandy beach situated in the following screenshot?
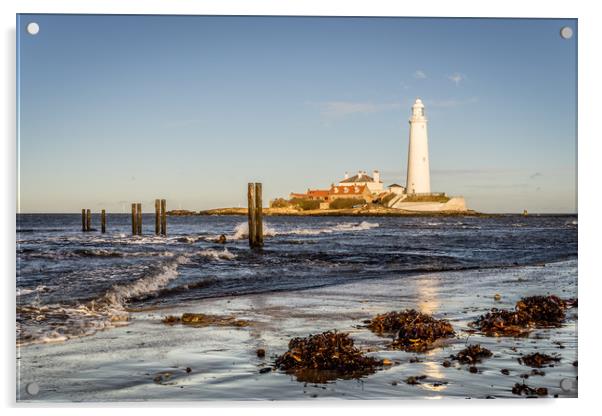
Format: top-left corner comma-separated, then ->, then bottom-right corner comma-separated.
17,259 -> 577,401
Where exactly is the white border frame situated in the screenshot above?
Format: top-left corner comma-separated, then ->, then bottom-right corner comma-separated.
2,1 -> 599,415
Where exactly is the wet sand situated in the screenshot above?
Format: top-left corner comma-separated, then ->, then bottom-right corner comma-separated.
17,260 -> 577,401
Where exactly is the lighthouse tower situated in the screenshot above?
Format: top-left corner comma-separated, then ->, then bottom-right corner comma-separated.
406,98 -> 431,194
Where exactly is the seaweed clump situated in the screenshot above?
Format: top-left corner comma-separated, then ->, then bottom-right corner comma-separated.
511,382 -> 548,397
162,313 -> 251,327
517,295 -> 567,326
518,352 -> 561,368
274,331 -> 382,383
470,295 -> 570,337
449,344 -> 493,364
367,309 -> 455,352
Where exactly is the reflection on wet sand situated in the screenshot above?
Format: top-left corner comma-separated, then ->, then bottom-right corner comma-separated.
417,273 -> 441,316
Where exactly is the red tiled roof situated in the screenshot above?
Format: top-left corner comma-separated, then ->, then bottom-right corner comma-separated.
329,185 -> 368,195
307,189 -> 330,198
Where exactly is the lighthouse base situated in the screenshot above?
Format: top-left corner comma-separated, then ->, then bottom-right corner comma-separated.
390,196 -> 467,212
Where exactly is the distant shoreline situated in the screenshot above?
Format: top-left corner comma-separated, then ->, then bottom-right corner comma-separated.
190,207 -> 488,217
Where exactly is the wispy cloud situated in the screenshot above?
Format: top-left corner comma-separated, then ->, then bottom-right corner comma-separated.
425,97 -> 478,108
314,101 -> 400,118
413,70 -> 427,80
530,172 -> 543,179
447,72 -> 466,86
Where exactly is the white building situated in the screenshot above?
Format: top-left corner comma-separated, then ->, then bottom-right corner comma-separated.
338,170 -> 384,194
406,98 -> 431,194
387,183 -> 406,195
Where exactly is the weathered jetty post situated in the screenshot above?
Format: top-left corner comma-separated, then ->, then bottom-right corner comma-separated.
247,183 -> 263,248
160,199 -> 167,236
131,203 -> 137,235
86,209 -> 91,232
255,183 -> 263,247
155,199 -> 160,235
82,209 -> 86,232
101,209 -> 106,233
136,203 -> 142,235
247,183 -> 256,247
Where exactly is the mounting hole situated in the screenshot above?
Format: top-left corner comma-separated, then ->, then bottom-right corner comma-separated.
26,382 -> 39,396
560,26 -> 573,40
26,22 -> 40,35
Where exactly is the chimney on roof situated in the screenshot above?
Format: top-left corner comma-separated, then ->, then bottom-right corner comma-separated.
357,170 -> 362,178
373,170 -> 380,183
344,172 -> 349,180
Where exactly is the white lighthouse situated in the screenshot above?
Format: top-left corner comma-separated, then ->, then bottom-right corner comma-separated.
405,98 -> 431,194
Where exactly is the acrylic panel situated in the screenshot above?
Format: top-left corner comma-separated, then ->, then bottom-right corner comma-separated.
16,14 -> 577,401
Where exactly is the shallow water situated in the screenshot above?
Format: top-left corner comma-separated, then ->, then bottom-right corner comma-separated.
17,260 -> 578,401
16,214 -> 577,346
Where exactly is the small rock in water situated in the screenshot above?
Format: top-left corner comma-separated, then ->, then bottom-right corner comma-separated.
442,360 -> 451,368
256,348 -> 266,358
469,366 -> 478,374
531,369 -> 545,376
259,367 -> 272,374
405,375 -> 427,385
153,372 -> 172,384
494,294 -> 502,301
501,369 -> 510,375
185,367 -> 192,373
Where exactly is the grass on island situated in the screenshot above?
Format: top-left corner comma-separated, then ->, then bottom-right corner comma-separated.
403,194 -> 450,203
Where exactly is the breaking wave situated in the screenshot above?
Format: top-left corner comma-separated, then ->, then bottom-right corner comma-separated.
16,256 -> 188,346
282,221 -> 379,235
230,222 -> 277,240
197,248 -> 237,260
16,285 -> 50,297
229,221 -> 379,239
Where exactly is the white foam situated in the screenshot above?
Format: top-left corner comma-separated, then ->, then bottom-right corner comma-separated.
16,285 -> 49,297
229,220 -> 378,239
17,256 -> 189,346
230,222 -> 277,240
197,248 -> 237,260
100,255 -> 188,306
282,221 -> 379,236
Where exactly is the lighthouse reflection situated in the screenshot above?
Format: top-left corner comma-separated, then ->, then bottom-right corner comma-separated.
414,274 -> 447,393
416,274 -> 441,316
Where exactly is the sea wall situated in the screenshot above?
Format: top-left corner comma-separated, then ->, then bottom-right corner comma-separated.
392,197 -> 467,212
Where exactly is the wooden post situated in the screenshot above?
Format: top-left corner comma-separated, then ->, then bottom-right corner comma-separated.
136,203 -> 142,235
131,203 -> 137,235
254,183 -> 263,247
101,209 -> 106,233
86,209 -> 91,232
247,183 -> 256,247
82,209 -> 86,232
160,199 -> 167,236
155,199 -> 160,235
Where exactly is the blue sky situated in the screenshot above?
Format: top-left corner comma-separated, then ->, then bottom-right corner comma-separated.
17,15 -> 577,213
